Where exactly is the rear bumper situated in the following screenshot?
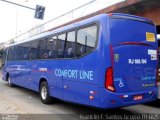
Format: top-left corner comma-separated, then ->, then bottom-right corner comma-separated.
99,87 -> 158,109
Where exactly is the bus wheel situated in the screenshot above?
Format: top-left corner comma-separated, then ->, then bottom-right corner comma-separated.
7,75 -> 14,87
40,81 -> 52,104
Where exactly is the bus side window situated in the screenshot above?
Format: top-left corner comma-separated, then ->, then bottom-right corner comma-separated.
40,40 -> 46,59
30,41 -> 40,60
8,47 -> 15,61
16,46 -> 23,60
76,25 -> 97,57
47,36 -> 57,59
42,36 -> 57,59
36,40 -> 43,59
65,31 -> 76,58
22,43 -> 30,60
14,43 -> 30,60
57,33 -> 66,58
52,37 -> 57,58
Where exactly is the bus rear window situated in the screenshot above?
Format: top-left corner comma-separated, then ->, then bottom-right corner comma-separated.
110,18 -> 156,46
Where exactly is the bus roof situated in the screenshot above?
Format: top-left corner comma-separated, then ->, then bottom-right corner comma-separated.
7,14 -> 107,47
7,13 -> 154,47
110,13 -> 154,24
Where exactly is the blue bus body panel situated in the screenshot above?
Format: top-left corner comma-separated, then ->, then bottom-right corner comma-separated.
2,13 -> 158,109
101,14 -> 157,108
110,18 -> 157,93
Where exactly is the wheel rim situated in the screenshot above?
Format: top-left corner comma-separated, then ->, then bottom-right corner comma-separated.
41,86 -> 47,100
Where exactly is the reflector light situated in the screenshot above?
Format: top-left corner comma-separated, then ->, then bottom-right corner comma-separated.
89,91 -> 96,94
107,86 -> 115,91
124,95 -> 128,98
89,96 -> 94,100
120,95 -> 128,98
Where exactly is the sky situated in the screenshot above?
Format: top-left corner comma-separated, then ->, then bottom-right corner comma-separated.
0,0 -> 124,43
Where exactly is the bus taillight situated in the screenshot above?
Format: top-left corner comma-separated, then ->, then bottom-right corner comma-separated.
105,67 -> 115,92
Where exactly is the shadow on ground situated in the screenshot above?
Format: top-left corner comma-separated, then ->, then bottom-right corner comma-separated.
144,99 -> 160,108
1,82 -> 139,120
4,83 -> 136,114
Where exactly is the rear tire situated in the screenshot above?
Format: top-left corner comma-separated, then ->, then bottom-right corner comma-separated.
7,75 -> 14,87
40,81 -> 52,104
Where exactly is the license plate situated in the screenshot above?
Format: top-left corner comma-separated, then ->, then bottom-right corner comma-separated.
133,95 -> 143,101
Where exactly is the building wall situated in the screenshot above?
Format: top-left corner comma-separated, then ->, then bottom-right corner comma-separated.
135,7 -> 160,26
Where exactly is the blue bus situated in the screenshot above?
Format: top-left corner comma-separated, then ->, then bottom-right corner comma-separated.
2,13 -> 158,109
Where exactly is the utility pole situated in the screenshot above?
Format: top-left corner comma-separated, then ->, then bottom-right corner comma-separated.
0,0 -> 45,41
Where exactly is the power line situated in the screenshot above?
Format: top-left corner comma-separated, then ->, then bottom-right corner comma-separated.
0,0 -> 35,10
79,2 -> 93,17
13,0 -> 97,41
46,0 -> 96,24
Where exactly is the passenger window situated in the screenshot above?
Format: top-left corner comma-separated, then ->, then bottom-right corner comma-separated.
37,40 -> 43,59
57,34 -> 66,58
76,25 -> 97,57
14,46 -> 20,60
40,40 -> 46,59
42,36 -> 57,59
30,40 -> 42,60
14,47 -> 19,60
22,43 -> 30,60
17,43 -> 30,60
64,31 -> 75,58
8,47 -> 15,61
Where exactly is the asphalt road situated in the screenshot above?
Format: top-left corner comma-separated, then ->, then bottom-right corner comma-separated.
0,72 -> 160,120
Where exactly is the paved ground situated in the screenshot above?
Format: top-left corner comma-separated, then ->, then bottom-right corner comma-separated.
0,72 -> 160,120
